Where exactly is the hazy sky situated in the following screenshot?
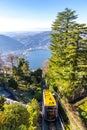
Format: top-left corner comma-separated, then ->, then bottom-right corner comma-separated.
0,0 -> 87,32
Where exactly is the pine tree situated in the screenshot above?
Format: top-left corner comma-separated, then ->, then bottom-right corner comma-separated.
46,8 -> 87,101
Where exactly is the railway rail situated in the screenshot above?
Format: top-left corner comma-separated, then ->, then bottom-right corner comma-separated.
42,111 -> 65,130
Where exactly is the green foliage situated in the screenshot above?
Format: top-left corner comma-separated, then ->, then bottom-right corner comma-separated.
12,57 -> 30,81
9,57 -> 31,90
27,99 -> 39,129
12,66 -> 19,77
0,95 -> 6,110
34,87 -> 42,101
8,76 -> 18,89
17,125 -> 27,130
0,111 -> 5,126
46,8 -> 87,101
8,57 -> 42,104
78,101 -> 87,126
30,75 -> 37,84
0,99 -> 40,130
30,69 -> 42,84
1,103 -> 29,129
34,69 -> 42,83
0,125 -> 27,130
18,57 -> 30,78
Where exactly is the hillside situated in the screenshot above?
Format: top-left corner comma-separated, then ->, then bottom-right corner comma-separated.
9,31 -> 51,50
0,35 -> 22,53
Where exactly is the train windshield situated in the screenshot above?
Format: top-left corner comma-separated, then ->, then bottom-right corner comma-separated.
47,107 -> 56,120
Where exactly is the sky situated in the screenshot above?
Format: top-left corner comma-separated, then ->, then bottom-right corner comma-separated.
0,0 -> 87,32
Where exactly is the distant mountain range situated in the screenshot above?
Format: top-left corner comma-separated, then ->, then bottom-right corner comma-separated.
11,31 -> 51,50
0,31 -> 51,54
0,35 -> 22,53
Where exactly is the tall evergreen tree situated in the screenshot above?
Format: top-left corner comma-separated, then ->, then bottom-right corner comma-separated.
46,8 -> 87,101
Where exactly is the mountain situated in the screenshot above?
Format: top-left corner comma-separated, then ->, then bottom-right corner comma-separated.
10,31 -> 51,50
0,35 -> 22,53
0,31 -> 51,55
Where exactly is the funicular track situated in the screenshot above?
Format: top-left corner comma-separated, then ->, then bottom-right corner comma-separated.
42,85 -> 65,130
42,113 -> 65,130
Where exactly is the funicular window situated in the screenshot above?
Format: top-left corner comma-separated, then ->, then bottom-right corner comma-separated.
47,107 -> 56,120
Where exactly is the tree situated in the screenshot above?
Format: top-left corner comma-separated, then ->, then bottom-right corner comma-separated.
0,111 -> 5,127
30,69 -> 42,84
7,54 -> 18,69
8,76 -> 18,89
17,58 -> 30,78
42,60 -> 49,77
34,69 -> 42,84
27,99 -> 39,130
3,65 -> 11,75
0,95 -> 6,110
2,103 -> 29,129
0,100 -> 40,130
46,8 -> 87,101
17,124 -> 27,130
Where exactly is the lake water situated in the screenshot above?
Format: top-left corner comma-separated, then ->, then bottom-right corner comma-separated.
25,49 -> 51,69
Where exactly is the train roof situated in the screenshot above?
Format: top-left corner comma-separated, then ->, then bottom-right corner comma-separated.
43,89 -> 56,106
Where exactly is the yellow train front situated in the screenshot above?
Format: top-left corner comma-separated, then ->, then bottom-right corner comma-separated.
43,89 -> 58,122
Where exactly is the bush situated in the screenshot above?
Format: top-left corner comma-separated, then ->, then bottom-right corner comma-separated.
78,101 -> 87,126
8,77 -> 18,89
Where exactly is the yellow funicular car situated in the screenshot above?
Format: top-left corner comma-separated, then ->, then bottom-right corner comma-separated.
43,89 -> 58,121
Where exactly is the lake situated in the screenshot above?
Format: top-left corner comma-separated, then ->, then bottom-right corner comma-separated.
25,49 -> 51,69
